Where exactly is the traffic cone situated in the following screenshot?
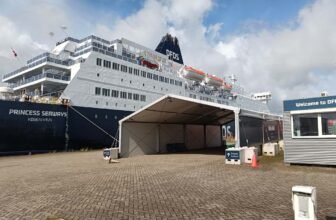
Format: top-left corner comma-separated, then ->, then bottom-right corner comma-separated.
251,151 -> 258,168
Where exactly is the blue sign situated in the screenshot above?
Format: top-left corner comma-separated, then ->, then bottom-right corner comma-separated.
283,96 -> 336,111
226,150 -> 240,160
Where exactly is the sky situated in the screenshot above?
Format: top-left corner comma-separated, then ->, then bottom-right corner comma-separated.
0,0 -> 335,113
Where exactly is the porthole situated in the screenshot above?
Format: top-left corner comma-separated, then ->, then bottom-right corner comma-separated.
121,78 -> 123,82
143,83 -> 145,87
97,73 -> 100,77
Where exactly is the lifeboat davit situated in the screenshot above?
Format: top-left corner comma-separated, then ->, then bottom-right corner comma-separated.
181,66 -> 206,81
205,74 -> 224,87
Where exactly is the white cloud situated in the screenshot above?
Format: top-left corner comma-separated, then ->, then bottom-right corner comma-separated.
215,0 -> 336,112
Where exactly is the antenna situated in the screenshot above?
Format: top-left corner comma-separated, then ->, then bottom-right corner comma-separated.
229,74 -> 237,84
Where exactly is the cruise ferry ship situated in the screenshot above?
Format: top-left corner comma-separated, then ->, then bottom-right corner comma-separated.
0,34 -> 272,154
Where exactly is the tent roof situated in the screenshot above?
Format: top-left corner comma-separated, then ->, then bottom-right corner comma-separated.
120,94 -> 239,125
120,94 -> 282,125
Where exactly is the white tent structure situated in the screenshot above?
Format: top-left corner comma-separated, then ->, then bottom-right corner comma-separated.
118,94 -> 281,157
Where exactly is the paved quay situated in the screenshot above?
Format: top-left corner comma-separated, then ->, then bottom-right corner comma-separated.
0,149 -> 336,220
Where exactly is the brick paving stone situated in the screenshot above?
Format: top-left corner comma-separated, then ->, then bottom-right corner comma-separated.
0,150 -> 336,219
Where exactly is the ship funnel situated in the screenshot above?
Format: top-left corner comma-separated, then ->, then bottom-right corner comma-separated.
155,33 -> 184,65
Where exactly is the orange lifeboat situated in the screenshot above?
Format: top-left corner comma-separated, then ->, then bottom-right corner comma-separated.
181,66 -> 206,81
205,74 -> 224,87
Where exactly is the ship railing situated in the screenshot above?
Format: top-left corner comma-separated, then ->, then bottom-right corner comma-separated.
11,71 -> 70,88
3,56 -> 73,80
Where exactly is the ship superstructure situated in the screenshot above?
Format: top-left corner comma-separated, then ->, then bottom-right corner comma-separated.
2,34 -> 270,113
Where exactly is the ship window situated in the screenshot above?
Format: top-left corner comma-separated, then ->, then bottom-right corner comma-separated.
133,94 -> 139,100
97,73 -> 100,77
159,76 -> 164,82
153,86 -> 155,89
121,78 -> 123,82
170,79 -> 174,84
95,87 -> 101,95
121,65 -> 127,72
103,60 -> 111,68
141,71 -> 146,77
111,90 -> 119,98
102,88 -> 110,96
147,72 -> 153,79
164,77 -> 169,83
128,92 -> 132,99
179,81 -> 182,87
96,101 -> 98,104
96,58 -> 102,66
106,102 -> 108,106
130,80 -> 132,84
140,95 -> 146,102
105,115 -> 108,119
120,91 -> 127,99
112,62 -> 120,70
153,74 -> 158,81
128,67 -> 133,74
143,83 -> 145,87
95,114 -> 98,119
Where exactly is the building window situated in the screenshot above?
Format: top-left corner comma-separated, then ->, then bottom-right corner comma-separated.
321,112 -> 336,135
293,114 -> 318,137
96,58 -> 102,66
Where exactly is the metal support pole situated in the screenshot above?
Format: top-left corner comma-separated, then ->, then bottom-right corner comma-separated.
220,125 -> 223,147
203,124 -> 207,148
156,124 -> 160,153
234,110 -> 240,148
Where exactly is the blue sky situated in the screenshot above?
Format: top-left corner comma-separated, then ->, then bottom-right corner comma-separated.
205,0 -> 312,35
66,0 -> 312,37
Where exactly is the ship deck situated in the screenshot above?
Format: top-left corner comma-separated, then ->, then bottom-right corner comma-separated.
0,149 -> 336,219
